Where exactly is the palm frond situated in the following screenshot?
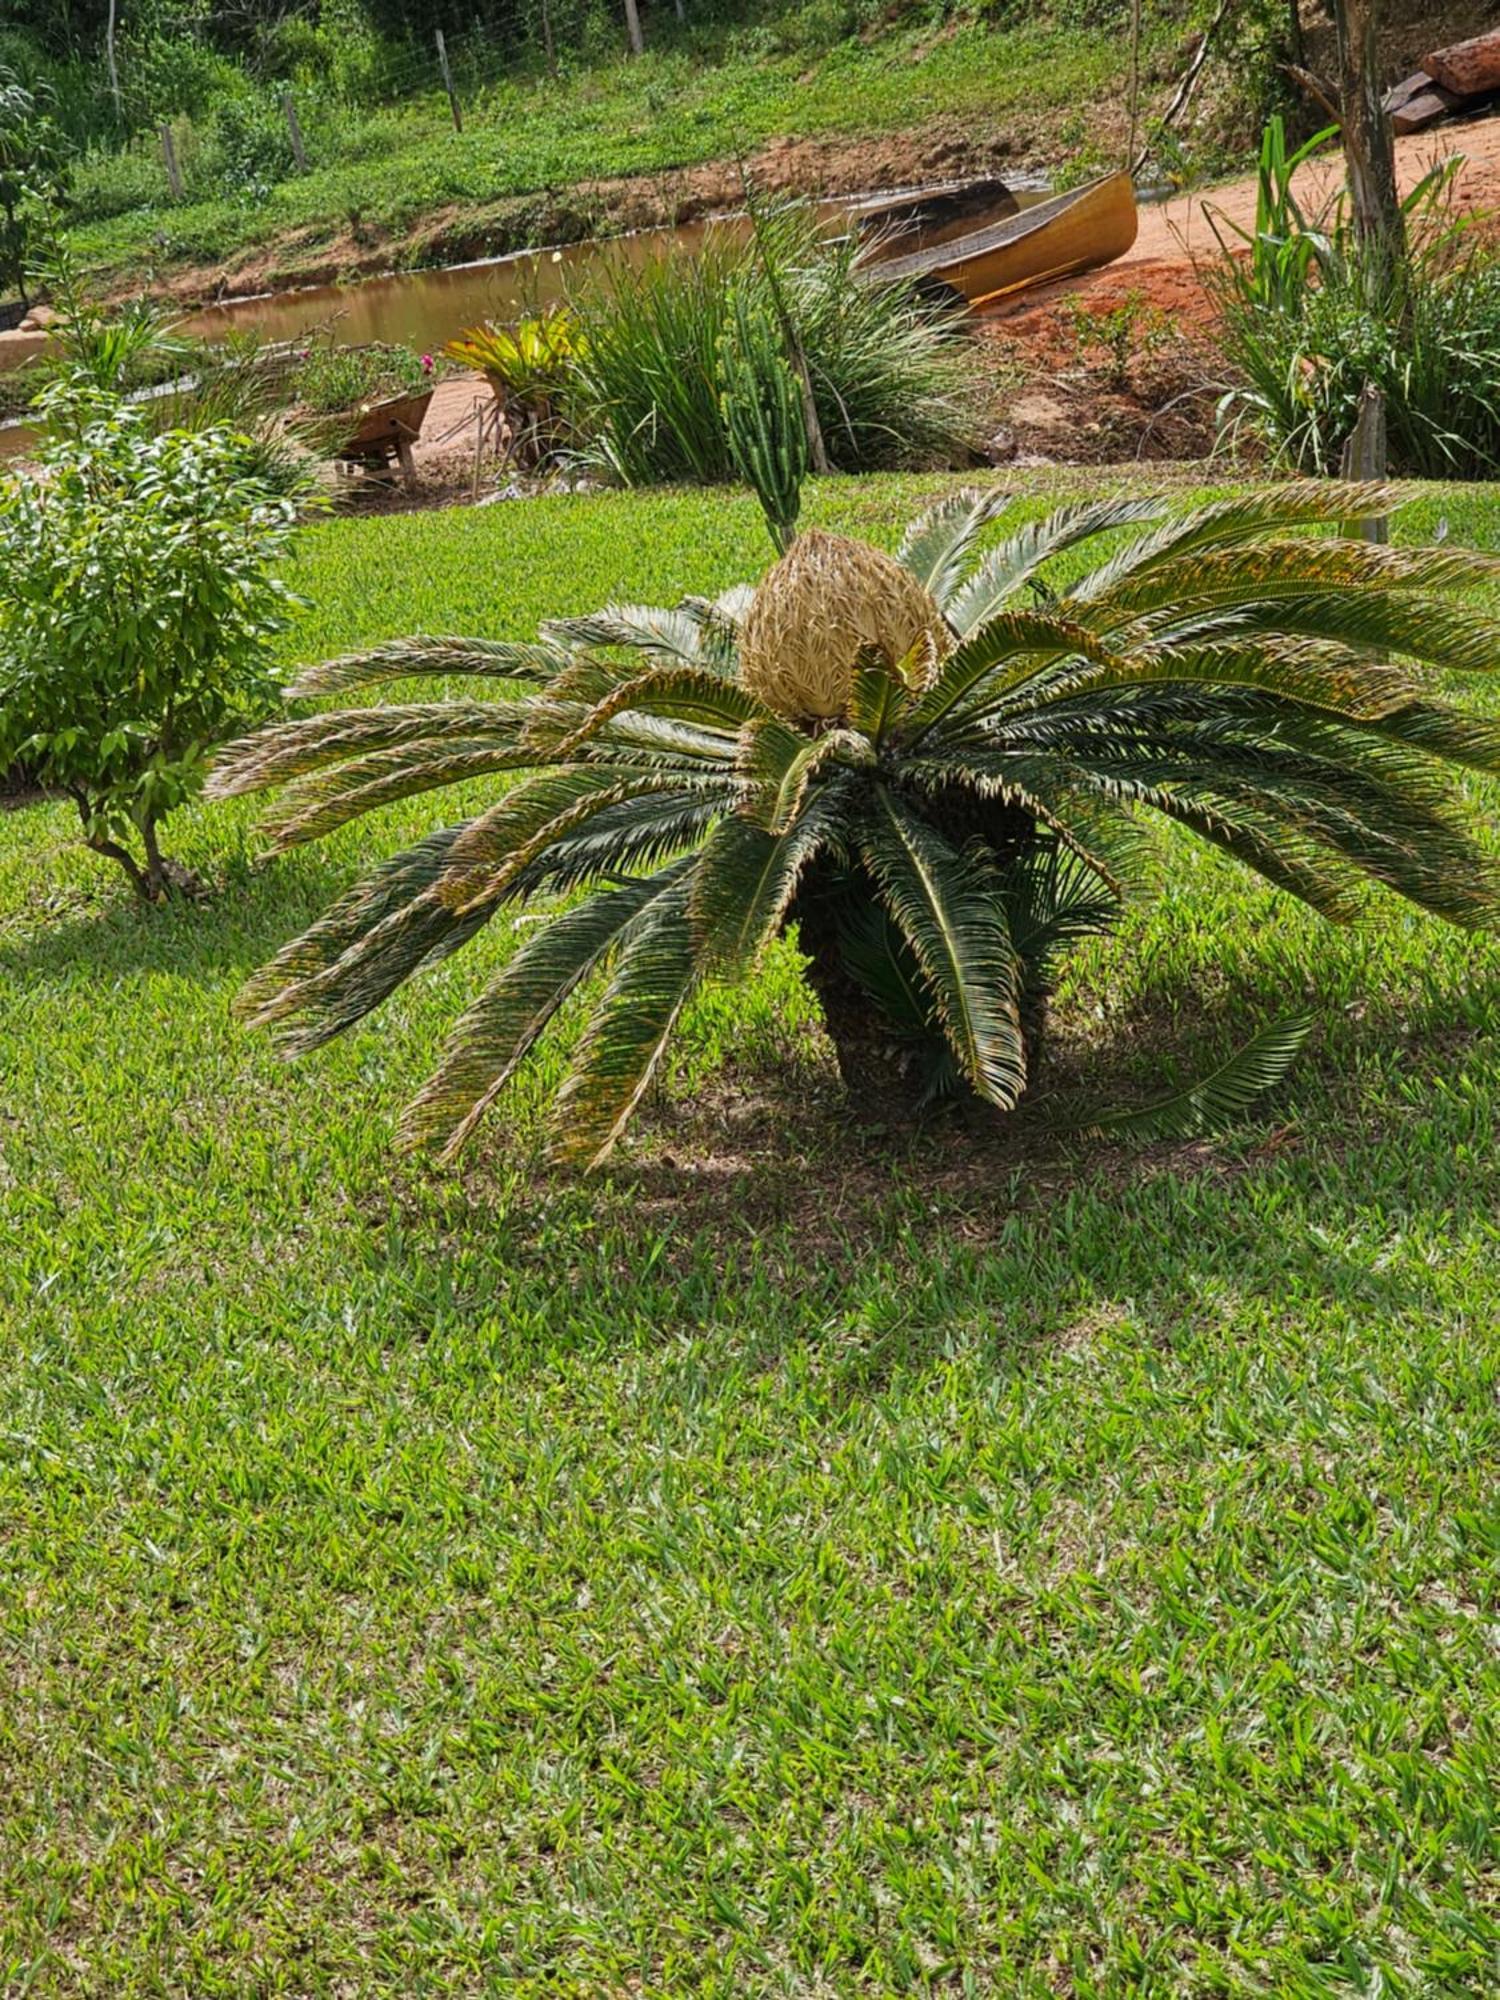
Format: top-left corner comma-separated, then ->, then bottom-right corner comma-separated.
547,884 -> 698,1167
1056,1016 -> 1313,1140
856,788 -> 1027,1108
689,781 -> 846,975
289,635 -> 570,699
542,664 -> 766,760
907,610 -> 1129,742
894,485 -> 1014,608
737,718 -> 874,833
258,739 -> 536,849
209,700 -> 530,799
1082,537 -> 1500,624
399,859 -> 693,1160
540,603 -> 711,663
234,822 -> 476,1027
945,497 -> 1167,637
1063,482 -> 1403,604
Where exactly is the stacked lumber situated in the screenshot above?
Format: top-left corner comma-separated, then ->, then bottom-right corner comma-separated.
1384,29 -> 1500,136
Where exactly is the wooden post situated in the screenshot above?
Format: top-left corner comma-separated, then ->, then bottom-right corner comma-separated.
623,0 -> 645,57
160,123 -> 184,202
436,30 -> 463,133
281,92 -> 307,173
105,0 -> 123,123
1338,382 -> 1389,542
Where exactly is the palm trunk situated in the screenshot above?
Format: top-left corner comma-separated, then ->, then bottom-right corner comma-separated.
1330,0 -> 1405,293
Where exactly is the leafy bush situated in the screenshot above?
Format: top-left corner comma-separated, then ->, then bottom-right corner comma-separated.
0,63 -> 65,308
213,480 -> 1500,1164
0,388 -> 297,898
445,309 -> 581,463
1212,120 -> 1500,480
565,207 -> 977,485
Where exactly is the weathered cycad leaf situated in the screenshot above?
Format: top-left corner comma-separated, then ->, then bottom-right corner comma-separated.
290,635 -> 569,698
856,789 -> 1027,1108
548,884 -> 698,1166
210,699 -> 530,798
1063,482 -> 1405,604
689,784 -> 843,975
541,603 -> 708,662
1057,1016 -> 1314,1140
895,485 -> 1014,608
400,860 -> 693,1160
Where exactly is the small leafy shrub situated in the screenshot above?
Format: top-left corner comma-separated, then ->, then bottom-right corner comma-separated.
208,93 -> 295,203
0,388 -> 297,898
214,480 -> 1500,1165
1212,120 -> 1500,479
566,206 -> 977,485
1063,288 -> 1175,390
0,63 -> 65,308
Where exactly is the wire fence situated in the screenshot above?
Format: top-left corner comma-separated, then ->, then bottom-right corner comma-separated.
64,3 -> 691,207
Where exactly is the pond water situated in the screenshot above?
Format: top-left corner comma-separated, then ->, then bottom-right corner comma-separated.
0,178 -> 1049,460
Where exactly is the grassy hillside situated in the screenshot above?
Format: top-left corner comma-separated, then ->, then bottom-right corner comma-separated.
63,12 -> 1177,296
2,470 -> 1497,1992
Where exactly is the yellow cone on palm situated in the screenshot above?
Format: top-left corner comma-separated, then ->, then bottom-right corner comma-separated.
738,529 -> 949,722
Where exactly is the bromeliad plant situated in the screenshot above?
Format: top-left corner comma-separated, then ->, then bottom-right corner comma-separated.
214,475 -> 1500,1166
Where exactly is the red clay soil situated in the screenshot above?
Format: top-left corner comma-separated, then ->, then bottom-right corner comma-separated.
977,111 -> 1500,467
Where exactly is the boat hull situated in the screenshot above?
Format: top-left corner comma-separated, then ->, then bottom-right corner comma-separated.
874,172 -> 1138,307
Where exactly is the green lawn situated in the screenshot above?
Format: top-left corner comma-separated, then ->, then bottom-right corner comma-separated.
68,15 -> 1155,291
2,472 -> 1497,1995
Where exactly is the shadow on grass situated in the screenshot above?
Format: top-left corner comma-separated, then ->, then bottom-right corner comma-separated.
0,852 -> 359,984
354,954 -> 1500,1387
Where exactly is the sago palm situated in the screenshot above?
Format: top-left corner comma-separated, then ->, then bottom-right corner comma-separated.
214,481 -> 1500,1165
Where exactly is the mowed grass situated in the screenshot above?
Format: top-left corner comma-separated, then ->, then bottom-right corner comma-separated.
1,472 -> 1498,1996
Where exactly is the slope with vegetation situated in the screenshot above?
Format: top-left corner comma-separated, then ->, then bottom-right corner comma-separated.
4,0 -> 1264,300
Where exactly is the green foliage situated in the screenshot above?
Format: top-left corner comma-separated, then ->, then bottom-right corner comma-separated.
216,480 -> 1500,1163
445,308 -> 580,463
0,63 -> 65,307
568,209 -> 975,486
0,390 -> 297,897
1212,124 -> 1500,480
1062,285 -> 1174,390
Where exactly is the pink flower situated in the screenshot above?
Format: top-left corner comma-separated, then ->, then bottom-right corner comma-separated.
420,353 -> 434,373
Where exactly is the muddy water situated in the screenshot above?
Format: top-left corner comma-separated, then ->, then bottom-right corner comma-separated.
0,181 -> 1047,459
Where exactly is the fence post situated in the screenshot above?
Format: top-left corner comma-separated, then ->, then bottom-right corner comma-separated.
435,30 -> 463,132
281,91 -> 308,173
623,0 -> 645,57
160,123 -> 184,202
105,0 -> 123,122
1338,382 -> 1389,543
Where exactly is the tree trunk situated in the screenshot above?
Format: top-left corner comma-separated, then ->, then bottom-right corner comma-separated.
623,0 -> 644,57
1330,0 -> 1405,291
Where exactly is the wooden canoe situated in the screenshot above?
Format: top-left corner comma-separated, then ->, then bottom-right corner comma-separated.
853,177 -> 1020,260
873,171 -> 1138,308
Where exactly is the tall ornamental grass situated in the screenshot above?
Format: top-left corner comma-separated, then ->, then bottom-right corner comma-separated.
565,207 -> 978,486
1212,120 -> 1500,480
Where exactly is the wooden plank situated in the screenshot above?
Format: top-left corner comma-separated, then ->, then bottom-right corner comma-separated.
1392,85 -> 1465,136
1423,28 -> 1500,99
1382,70 -> 1438,116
